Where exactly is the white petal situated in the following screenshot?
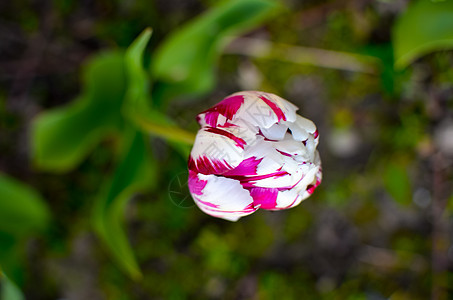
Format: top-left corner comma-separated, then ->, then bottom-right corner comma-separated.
260,123 -> 288,140
295,115 -> 316,133
292,165 -> 320,194
272,133 -> 306,156
243,137 -> 285,174
275,189 -> 301,209
285,115 -> 316,142
192,174 -> 256,221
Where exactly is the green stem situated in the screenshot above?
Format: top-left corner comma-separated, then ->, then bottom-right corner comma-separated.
133,114 -> 196,145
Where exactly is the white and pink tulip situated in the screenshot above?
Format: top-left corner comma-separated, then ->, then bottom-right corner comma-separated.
188,91 -> 322,221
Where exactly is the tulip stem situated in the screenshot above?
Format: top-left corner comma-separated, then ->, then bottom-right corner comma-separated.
132,113 -> 196,145
225,37 -> 381,74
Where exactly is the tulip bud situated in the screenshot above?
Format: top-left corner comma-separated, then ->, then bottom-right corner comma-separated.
188,91 -> 321,221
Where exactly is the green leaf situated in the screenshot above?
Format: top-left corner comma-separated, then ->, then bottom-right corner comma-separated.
124,28 -> 153,114
383,162 -> 412,206
93,130 -> 155,280
0,173 -> 49,237
393,0 -> 453,69
0,233 -> 23,288
124,29 -> 195,146
361,44 -> 398,96
0,174 -> 49,286
151,0 -> 280,103
31,51 -> 127,172
1,272 -> 25,300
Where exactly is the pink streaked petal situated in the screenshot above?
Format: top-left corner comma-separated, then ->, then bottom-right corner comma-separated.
297,170 -> 322,204
205,127 -> 246,149
249,187 -> 279,209
291,166 -> 322,197
196,200 -> 256,214
192,195 -> 256,222
196,198 -> 219,208
190,174 -> 256,221
188,156 -> 233,175
233,171 -> 289,188
306,172 -> 322,194
259,95 -> 286,121
234,91 -> 298,124
263,92 -> 298,122
228,93 -> 284,129
218,121 -> 238,128
276,149 -> 292,157
222,157 -> 263,176
195,205 -> 256,222
214,95 -> 245,120
190,128 -> 245,173
244,158 -> 317,189
204,112 -> 220,128
188,170 -> 207,196
199,95 -> 245,127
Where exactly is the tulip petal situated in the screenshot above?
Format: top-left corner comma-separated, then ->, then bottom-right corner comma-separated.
230,91 -> 297,129
189,173 -> 257,221
222,157 -> 262,176
249,187 -> 278,209
189,127 -> 245,174
260,123 -> 288,140
275,189 -> 301,209
198,95 -> 245,127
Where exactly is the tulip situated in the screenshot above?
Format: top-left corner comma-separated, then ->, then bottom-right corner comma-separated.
188,91 -> 321,221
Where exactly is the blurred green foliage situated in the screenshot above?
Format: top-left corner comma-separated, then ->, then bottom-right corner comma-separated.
393,0 -> 453,69
0,272 -> 24,300
383,161 -> 412,206
31,51 -> 127,171
28,0 -> 280,286
0,174 -> 49,287
0,174 -> 49,237
151,0 -> 280,105
93,130 -> 155,280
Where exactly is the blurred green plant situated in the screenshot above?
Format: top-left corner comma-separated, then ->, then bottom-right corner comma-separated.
393,0 -> 453,69
383,160 -> 412,206
29,0 -> 279,280
31,51 -> 127,172
151,0 -> 280,106
0,173 -> 49,290
0,272 -> 24,300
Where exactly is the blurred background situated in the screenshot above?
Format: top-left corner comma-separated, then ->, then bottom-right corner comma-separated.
1,0 -> 453,299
